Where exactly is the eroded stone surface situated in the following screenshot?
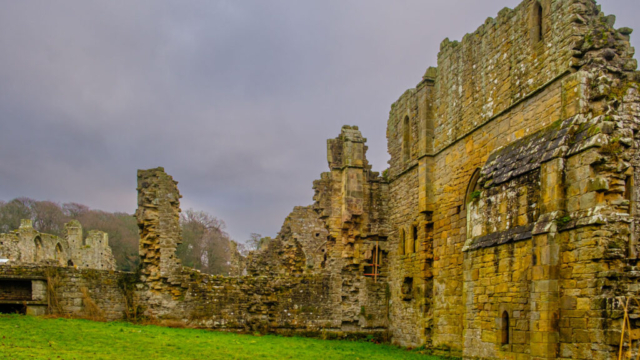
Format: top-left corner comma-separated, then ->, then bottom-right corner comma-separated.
2,1 -> 640,359
0,219 -> 115,270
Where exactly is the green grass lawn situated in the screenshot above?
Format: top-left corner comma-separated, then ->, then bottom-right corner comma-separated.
0,315 -> 444,360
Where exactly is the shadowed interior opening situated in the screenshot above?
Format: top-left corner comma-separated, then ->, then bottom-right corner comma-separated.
0,303 -> 26,315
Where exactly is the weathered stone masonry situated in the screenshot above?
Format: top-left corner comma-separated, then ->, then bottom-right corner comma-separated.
1,0 -> 640,359
383,0 -> 640,358
0,219 -> 116,270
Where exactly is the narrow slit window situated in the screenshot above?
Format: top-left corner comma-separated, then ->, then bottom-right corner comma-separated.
501,311 -> 510,345
425,223 -> 434,241
413,225 -> 419,253
532,1 -> 544,44
403,116 -> 411,162
625,175 -> 633,214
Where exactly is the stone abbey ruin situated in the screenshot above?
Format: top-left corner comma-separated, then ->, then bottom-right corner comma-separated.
2,0 -> 640,358
0,219 -> 116,271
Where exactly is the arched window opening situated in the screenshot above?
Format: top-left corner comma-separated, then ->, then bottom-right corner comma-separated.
34,237 -> 43,262
67,259 -> 74,267
399,229 -> 406,256
463,168 -> 482,211
403,116 -> 411,162
501,311 -> 510,345
412,225 -> 419,253
55,243 -> 64,266
532,1 -> 544,44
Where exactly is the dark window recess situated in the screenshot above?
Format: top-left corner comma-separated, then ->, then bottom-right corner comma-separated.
364,245 -> 383,278
0,280 -> 32,301
34,237 -> 43,262
501,311 -> 510,345
412,226 -> 419,253
425,223 -> 434,241
624,176 -> 633,214
403,116 -> 411,161
0,303 -> 26,315
463,168 -> 482,211
401,277 -> 413,301
532,1 -> 543,44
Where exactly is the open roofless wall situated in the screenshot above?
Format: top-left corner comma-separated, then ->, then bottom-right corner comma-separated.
133,166 -> 388,335
1,0 -> 640,359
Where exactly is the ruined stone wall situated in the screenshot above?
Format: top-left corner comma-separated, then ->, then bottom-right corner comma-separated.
276,206 -> 330,273
134,165 -> 388,335
138,267 -> 341,333
385,0 -> 639,357
1,1 -> 638,358
463,240 -> 533,359
387,28 -> 590,352
136,167 -> 184,288
245,206 -> 327,277
0,219 -> 115,270
433,0 -> 581,152
385,75 -> 436,347
0,265 -> 131,320
311,126 -> 390,330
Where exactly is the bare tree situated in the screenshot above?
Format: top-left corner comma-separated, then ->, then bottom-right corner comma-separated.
177,209 -> 232,275
32,201 -> 68,236
62,202 -> 90,218
0,197 -> 34,232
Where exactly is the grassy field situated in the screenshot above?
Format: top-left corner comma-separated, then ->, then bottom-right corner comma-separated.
0,315 -> 445,360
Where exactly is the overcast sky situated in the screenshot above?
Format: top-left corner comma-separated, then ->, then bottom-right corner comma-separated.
0,0 -> 638,243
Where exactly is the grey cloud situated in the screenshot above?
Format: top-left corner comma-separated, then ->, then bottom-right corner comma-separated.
0,0 -> 638,242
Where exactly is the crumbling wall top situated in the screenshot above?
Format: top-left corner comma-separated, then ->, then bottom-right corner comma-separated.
136,167 -> 183,286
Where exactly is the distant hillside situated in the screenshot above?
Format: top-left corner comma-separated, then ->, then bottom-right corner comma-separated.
0,198 -> 232,274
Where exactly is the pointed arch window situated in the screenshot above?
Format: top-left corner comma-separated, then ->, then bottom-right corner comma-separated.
463,168 -> 482,211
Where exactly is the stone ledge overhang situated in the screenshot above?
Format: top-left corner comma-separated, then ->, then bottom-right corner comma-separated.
464,224 -> 534,251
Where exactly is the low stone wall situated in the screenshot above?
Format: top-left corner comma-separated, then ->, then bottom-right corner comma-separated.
0,265 -> 132,321
0,264 -> 387,338
138,268 -> 386,335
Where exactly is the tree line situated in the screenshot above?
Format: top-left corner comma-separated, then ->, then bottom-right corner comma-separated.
0,198 -> 234,274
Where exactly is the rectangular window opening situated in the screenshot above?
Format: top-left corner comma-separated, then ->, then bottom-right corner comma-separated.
0,280 -> 32,301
